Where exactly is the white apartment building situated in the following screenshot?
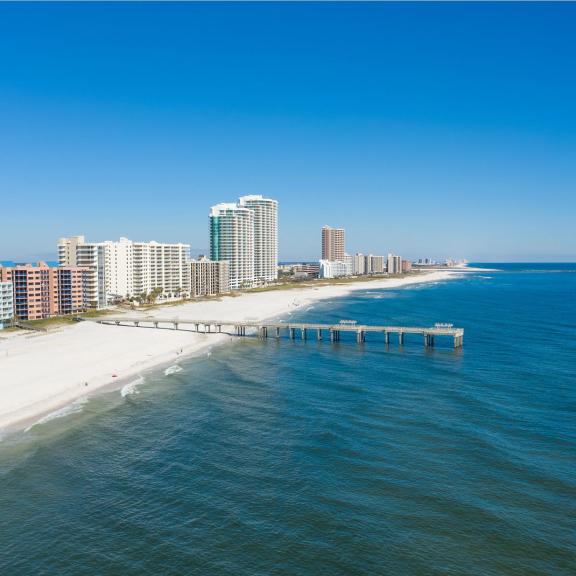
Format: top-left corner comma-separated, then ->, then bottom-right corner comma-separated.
133,241 -> 190,298
0,281 -> 14,329
59,236 -> 190,306
387,253 -> 402,275
238,195 -> 278,283
190,257 -> 229,297
103,237 -> 134,300
210,203 -> 255,290
319,259 -> 351,279
352,253 -> 366,275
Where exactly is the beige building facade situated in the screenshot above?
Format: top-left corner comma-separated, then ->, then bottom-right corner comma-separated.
321,226 -> 345,261
189,257 -> 230,297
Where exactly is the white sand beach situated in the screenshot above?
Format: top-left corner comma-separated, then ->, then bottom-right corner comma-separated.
0,270 -> 461,432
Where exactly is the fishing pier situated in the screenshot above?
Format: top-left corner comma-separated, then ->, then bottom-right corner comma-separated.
81,317 -> 464,348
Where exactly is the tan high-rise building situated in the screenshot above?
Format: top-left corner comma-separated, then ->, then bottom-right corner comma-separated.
321,226 -> 345,261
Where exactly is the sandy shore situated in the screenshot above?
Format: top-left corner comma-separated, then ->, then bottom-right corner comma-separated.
0,270 -> 463,433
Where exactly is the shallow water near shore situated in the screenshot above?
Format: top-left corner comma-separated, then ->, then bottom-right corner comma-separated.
0,264 -> 575,575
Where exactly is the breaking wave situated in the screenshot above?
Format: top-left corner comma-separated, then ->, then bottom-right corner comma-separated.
164,364 -> 183,376
24,397 -> 89,432
121,376 -> 144,398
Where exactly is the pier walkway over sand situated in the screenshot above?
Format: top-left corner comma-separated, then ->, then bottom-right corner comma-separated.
80,317 -> 464,348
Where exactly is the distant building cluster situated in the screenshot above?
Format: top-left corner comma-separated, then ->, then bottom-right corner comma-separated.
413,257 -> 466,268
0,198 -> 448,329
318,225 -> 411,279
0,195 -> 278,326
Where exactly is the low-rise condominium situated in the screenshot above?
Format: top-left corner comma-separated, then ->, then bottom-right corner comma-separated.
0,262 -> 91,321
319,259 -> 351,279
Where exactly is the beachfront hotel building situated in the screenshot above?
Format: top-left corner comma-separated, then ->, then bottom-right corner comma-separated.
189,257 -> 230,297
238,195 -> 278,283
59,236 -> 191,307
321,226 -> 345,261
0,281 -> 14,329
319,259 -> 350,279
210,203 -> 255,290
0,262 -> 91,320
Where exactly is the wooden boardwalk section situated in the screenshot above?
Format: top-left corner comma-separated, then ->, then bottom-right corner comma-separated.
80,316 -> 464,348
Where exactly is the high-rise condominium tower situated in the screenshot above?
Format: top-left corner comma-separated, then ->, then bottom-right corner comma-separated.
321,226 -> 345,261
238,195 -> 278,283
210,203 -> 255,290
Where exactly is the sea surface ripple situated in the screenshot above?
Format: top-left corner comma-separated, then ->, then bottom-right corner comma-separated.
0,264 -> 575,575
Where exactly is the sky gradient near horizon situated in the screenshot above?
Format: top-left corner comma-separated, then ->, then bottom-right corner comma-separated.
1,2 -> 575,262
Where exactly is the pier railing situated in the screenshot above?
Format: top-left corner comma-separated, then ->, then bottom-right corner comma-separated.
78,317 -> 464,348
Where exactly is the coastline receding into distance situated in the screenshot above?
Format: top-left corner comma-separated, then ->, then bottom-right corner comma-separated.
0,269 -> 465,434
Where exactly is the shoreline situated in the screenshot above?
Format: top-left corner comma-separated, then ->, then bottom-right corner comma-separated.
0,269 -> 466,435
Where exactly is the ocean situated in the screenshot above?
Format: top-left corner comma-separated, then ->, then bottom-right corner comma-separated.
0,264 -> 574,575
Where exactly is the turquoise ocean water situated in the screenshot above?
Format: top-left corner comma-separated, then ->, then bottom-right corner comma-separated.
0,264 -> 574,575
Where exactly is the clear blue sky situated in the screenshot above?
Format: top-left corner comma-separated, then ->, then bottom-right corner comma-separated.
1,2 -> 575,262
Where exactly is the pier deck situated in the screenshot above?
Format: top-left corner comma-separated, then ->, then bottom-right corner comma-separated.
80,316 -> 464,348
